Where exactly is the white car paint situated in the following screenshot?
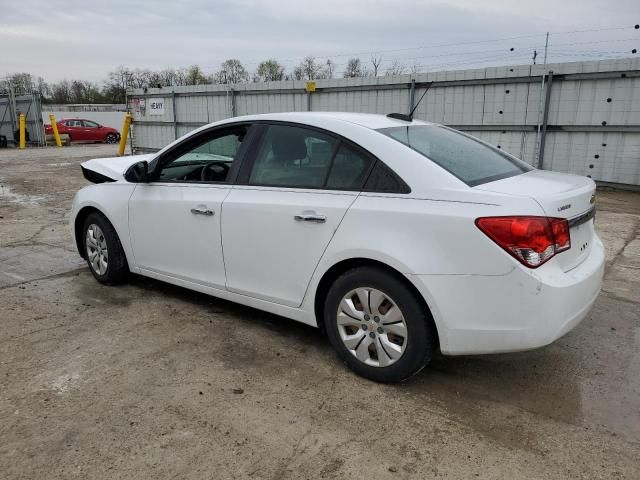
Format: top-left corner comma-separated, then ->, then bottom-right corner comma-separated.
71,112 -> 605,355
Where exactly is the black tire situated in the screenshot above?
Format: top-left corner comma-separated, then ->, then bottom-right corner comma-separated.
82,212 -> 129,285
324,267 -> 435,383
105,133 -> 117,144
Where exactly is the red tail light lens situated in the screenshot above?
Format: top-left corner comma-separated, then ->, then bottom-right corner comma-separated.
476,216 -> 571,268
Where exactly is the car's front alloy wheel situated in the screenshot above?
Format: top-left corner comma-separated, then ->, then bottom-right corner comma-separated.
324,266 -> 436,383
105,133 -> 117,144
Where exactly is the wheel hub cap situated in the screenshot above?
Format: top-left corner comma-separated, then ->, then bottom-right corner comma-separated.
336,288 -> 408,368
85,224 -> 108,275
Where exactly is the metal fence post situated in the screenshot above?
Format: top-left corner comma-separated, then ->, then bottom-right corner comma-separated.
171,91 -> 178,140
537,71 -> 554,169
231,88 -> 236,117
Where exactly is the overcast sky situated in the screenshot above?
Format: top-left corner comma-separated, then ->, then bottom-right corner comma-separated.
2,0 -> 639,82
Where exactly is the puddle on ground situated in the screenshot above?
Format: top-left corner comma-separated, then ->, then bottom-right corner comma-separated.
0,182 -> 45,206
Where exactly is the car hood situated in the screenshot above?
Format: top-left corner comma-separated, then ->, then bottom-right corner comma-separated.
81,153 -> 155,183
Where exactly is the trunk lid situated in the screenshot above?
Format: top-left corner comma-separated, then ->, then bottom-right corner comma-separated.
476,170 -> 596,271
81,153 -> 155,183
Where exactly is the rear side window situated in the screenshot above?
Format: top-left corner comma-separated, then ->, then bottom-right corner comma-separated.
326,144 -> 373,190
379,125 -> 532,186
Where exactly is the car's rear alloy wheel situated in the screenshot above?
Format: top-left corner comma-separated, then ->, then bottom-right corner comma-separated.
105,133 -> 117,144
86,224 -> 108,275
324,266 -> 436,383
82,212 -> 129,285
337,288 -> 408,367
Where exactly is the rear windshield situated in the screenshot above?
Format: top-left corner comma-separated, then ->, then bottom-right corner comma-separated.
378,125 -> 533,186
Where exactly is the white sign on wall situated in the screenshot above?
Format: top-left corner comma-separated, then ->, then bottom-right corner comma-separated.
148,99 -> 165,116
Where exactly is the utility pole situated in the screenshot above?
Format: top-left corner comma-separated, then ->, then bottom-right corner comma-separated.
543,32 -> 549,65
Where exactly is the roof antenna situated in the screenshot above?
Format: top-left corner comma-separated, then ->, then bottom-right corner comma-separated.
387,82 -> 432,122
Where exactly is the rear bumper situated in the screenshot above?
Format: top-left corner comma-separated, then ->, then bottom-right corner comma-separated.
408,235 -> 605,355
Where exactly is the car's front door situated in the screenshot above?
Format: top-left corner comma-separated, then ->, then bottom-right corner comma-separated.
82,120 -> 101,142
128,124 -> 253,288
221,123 -> 374,307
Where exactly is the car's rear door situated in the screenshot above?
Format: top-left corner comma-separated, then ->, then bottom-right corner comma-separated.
128,124 -> 255,288
66,119 -> 86,141
221,123 -> 374,307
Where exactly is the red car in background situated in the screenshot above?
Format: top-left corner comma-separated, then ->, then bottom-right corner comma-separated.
45,119 -> 121,144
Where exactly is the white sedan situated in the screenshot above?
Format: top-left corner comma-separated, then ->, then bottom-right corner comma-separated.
72,112 -> 604,382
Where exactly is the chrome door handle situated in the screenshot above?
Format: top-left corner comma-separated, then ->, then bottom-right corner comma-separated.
190,207 -> 215,216
294,214 -> 326,223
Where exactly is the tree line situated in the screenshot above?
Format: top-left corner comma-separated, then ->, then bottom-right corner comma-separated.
3,55 -> 416,105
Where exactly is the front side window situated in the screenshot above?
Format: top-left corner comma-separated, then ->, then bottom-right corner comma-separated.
249,125 -> 337,188
158,126 -> 248,183
379,125 -> 532,186
83,120 -> 99,128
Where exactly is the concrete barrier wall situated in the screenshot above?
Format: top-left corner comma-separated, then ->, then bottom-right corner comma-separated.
128,58 -> 640,187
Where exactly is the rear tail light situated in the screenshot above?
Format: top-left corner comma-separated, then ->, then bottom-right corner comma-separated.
475,216 -> 571,268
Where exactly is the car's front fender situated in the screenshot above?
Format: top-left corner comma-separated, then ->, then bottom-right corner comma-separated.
70,183 -> 137,270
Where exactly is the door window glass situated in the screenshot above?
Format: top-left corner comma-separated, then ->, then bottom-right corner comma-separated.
158,126 -> 248,183
249,125 -> 337,188
83,120 -> 99,128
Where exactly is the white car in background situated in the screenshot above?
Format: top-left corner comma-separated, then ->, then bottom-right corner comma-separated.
71,112 -> 604,382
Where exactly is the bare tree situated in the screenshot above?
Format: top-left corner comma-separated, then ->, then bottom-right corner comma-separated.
343,58 -> 365,78
185,65 -> 209,85
325,59 -> 336,79
385,59 -> 407,76
6,72 -> 35,93
214,59 -> 249,84
293,57 -> 328,80
255,59 -> 285,82
370,56 -> 382,76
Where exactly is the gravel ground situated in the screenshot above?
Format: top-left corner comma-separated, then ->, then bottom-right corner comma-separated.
1,144 -> 639,479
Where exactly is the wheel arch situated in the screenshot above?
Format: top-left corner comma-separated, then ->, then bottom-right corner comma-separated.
74,206 -> 127,263
313,257 -> 440,348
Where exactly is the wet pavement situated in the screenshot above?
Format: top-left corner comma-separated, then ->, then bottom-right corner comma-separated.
1,145 -> 639,479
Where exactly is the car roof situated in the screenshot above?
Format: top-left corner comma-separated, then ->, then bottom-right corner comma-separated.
231,112 -> 433,130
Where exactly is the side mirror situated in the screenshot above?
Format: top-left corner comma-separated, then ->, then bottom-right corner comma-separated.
124,161 -> 149,183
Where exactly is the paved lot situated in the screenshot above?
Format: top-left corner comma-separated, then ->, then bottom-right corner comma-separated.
1,145 -> 639,479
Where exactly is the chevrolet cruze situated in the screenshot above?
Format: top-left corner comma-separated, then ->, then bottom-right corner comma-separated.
71,112 -> 604,382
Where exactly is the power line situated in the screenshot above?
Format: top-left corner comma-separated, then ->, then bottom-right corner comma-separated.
201,24 -> 637,69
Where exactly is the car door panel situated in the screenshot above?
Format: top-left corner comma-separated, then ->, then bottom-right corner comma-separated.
129,183 -> 230,288
221,186 -> 357,307
127,124 -> 252,288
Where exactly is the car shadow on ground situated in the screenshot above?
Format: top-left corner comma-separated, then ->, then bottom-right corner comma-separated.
77,269 -> 583,445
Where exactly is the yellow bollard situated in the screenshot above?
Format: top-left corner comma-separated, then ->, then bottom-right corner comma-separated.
19,114 -> 26,149
118,112 -> 132,156
49,114 -> 62,147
